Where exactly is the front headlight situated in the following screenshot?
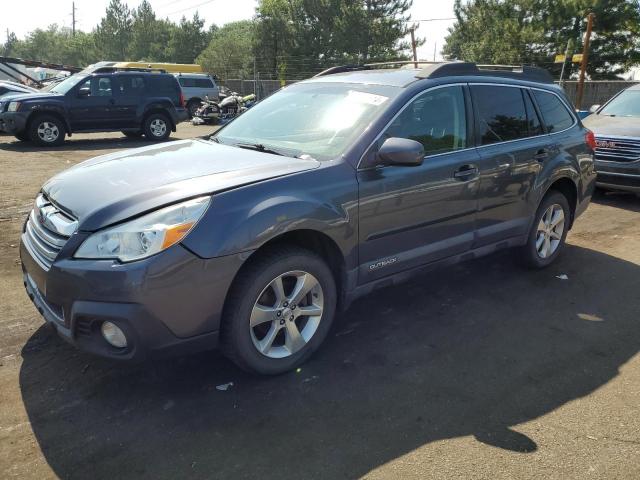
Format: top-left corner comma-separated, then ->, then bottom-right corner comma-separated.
74,196 -> 210,262
8,101 -> 21,112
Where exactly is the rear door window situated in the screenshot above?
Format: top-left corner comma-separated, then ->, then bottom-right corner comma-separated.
383,85 -> 468,156
471,85 -> 533,145
118,76 -> 145,96
532,90 -> 575,133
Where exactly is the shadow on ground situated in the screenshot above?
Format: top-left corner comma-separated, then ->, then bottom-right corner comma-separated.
19,246 -> 640,479
0,135 -> 155,153
592,188 -> 640,212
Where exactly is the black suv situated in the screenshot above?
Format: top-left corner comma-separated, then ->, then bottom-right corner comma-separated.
0,70 -> 188,146
19,63 -> 596,374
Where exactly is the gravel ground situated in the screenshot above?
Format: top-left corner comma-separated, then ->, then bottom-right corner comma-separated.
1,124 -> 639,479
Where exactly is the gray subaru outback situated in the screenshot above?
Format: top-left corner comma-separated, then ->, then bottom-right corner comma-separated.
20,63 -> 597,375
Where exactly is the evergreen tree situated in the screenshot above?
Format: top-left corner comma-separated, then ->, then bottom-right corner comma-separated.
95,0 -> 133,60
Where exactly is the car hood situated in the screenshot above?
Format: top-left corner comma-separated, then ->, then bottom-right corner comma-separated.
582,114 -> 640,137
2,92 -> 63,103
43,139 -> 320,231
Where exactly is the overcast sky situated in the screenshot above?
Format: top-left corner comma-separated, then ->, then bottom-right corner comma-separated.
1,0 -> 456,61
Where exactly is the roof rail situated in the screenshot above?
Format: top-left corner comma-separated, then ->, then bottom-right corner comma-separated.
315,60 -> 447,77
416,62 -> 554,83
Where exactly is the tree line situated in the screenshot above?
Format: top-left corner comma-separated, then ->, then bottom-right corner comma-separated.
0,0 -> 413,81
443,0 -> 640,79
2,0 -> 637,81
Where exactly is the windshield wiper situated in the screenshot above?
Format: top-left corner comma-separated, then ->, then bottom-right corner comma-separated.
233,142 -> 287,157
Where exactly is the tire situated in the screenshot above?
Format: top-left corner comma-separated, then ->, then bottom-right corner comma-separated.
221,246 -> 337,375
143,113 -> 171,141
520,191 -> 571,269
187,99 -> 200,118
29,115 -> 65,147
122,130 -> 143,138
14,132 -> 30,142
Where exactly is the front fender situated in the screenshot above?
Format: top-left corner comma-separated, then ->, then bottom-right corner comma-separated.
182,162 -> 359,264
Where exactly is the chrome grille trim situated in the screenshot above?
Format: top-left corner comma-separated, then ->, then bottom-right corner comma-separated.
594,136 -> 640,163
22,194 -> 77,271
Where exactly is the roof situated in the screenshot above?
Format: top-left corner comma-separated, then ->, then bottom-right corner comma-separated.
304,69 -> 421,87
306,62 -> 554,87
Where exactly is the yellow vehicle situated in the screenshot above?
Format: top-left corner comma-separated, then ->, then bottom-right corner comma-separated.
113,62 -> 203,74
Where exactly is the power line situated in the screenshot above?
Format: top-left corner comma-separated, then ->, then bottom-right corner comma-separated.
164,0 -> 218,16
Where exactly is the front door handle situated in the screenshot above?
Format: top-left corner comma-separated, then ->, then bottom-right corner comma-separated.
534,148 -> 549,162
453,164 -> 479,180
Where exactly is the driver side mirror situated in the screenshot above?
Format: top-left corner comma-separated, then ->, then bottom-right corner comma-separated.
589,104 -> 600,113
78,87 -> 90,97
377,137 -> 425,167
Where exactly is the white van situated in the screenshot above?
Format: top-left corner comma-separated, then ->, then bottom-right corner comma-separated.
173,73 -> 220,117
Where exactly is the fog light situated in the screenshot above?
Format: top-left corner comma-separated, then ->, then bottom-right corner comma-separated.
101,321 -> 127,348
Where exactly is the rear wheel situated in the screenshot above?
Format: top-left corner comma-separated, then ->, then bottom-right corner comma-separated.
520,191 -> 570,268
221,247 -> 337,375
29,115 -> 65,146
143,113 -> 171,141
187,99 -> 200,118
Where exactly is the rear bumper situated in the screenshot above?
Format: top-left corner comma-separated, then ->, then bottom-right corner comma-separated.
20,236 -> 248,361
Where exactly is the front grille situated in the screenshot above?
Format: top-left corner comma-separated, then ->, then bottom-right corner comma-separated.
594,136 -> 640,163
22,194 -> 77,271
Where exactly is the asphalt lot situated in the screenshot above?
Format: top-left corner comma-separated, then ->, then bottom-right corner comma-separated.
1,124 -> 639,479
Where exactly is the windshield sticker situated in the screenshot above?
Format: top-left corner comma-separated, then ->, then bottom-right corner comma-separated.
348,90 -> 389,106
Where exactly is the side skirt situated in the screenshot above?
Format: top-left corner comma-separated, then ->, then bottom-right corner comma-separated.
342,235 -> 527,309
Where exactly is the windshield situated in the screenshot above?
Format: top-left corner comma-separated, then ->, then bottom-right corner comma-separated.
599,90 -> 640,117
214,82 -> 400,160
46,74 -> 85,94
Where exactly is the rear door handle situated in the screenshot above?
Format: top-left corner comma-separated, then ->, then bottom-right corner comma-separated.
454,164 -> 479,180
534,148 -> 549,162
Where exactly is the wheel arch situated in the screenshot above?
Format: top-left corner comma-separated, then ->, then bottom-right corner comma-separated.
225,229 -> 348,314
142,108 -> 176,131
543,176 -> 578,229
27,109 -> 70,136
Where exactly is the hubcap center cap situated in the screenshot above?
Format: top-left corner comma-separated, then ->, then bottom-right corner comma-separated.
281,307 -> 292,319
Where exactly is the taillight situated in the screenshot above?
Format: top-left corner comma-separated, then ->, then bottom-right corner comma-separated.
179,92 -> 185,108
585,129 -> 597,151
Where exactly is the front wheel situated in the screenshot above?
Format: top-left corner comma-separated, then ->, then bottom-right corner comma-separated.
29,115 -> 65,146
520,191 -> 570,268
221,247 -> 337,375
143,113 -> 171,141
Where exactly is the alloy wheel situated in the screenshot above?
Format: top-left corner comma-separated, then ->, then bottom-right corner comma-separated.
250,270 -> 324,359
150,118 -> 167,137
37,122 -> 59,143
536,203 -> 565,259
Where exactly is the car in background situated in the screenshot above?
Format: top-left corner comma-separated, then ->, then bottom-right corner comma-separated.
583,84 -> 640,195
0,70 -> 188,146
0,81 -> 38,99
19,62 -> 596,374
174,73 -> 220,117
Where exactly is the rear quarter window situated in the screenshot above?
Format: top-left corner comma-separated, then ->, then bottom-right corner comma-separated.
147,75 -> 180,104
195,78 -> 215,88
532,90 -> 575,133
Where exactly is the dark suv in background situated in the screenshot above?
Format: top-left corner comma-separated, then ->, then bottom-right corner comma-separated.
0,69 -> 188,146
19,62 -> 596,374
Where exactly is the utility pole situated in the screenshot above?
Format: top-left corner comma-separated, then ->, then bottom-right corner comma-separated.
576,12 -> 595,110
410,25 -> 418,68
72,2 -> 77,36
